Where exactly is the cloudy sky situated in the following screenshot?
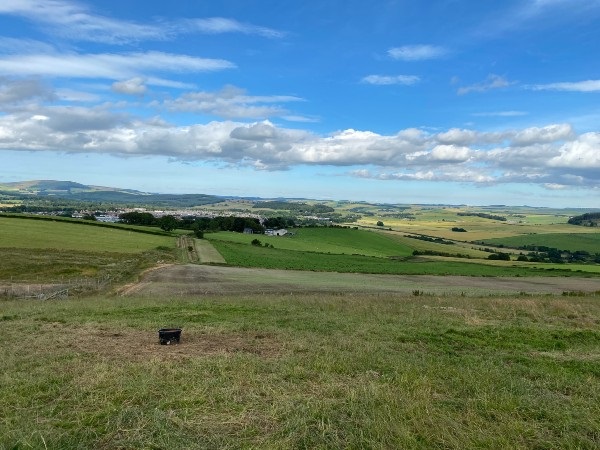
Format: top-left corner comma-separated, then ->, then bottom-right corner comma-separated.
1,0 -> 599,206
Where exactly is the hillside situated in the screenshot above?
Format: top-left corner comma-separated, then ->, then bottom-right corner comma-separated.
0,180 -> 224,207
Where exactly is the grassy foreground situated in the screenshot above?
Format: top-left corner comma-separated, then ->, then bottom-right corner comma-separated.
1,293 -> 599,449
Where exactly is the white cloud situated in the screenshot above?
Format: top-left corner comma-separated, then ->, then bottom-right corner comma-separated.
387,45 -> 446,61
457,74 -> 515,95
0,51 -> 235,79
0,0 -> 168,44
472,111 -> 528,117
544,183 -> 568,190
165,85 -> 303,119
528,79 -> 600,92
361,75 -> 420,86
184,17 -> 284,38
0,1 -> 285,45
436,129 -> 479,145
0,105 -> 598,188
429,145 -> 472,162
112,77 -> 147,96
548,132 -> 600,169
511,123 -> 574,146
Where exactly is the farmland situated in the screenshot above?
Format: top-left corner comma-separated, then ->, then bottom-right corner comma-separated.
0,216 -> 178,286
1,205 -> 600,448
2,292 -> 600,448
0,216 -> 174,253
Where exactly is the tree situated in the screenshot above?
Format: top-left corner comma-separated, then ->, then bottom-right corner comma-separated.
158,215 -> 178,232
192,224 -> 204,239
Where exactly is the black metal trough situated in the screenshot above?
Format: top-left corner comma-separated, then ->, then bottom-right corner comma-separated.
158,328 -> 182,345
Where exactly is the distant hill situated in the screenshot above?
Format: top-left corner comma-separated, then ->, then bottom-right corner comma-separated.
0,180 -> 224,207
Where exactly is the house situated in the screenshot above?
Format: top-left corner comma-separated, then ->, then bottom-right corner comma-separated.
265,228 -> 288,236
243,227 -> 254,234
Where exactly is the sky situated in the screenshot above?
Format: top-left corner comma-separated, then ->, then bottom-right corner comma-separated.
1,0 -> 599,207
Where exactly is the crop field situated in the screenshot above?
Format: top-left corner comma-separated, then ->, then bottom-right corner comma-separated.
2,291 -> 600,449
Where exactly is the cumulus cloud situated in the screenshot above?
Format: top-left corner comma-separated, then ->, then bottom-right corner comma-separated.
112,77 -> 147,96
511,123 -> 574,146
0,103 -> 598,188
387,45 -> 446,61
457,74 -> 515,95
361,75 -> 420,85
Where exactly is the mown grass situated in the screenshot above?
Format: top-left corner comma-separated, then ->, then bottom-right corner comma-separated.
209,240 -> 590,277
1,293 -> 599,448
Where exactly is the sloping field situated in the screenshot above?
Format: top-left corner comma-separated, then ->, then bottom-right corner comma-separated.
207,227 -> 413,257
0,216 -> 174,253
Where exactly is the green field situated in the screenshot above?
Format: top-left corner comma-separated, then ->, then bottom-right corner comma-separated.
0,217 -> 178,284
483,232 -> 600,253
2,205 -> 600,448
207,227 -> 413,257
0,216 -> 174,253
209,240 -> 596,277
1,293 -> 599,448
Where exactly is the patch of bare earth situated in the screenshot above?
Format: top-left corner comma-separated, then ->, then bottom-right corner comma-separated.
119,264 -> 600,296
41,322 -> 282,361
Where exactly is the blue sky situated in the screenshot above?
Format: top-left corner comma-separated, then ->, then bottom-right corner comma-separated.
0,0 -> 599,207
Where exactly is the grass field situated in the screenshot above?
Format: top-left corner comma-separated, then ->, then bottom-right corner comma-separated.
208,240 -> 597,277
0,217 -> 178,285
1,292 -> 599,448
482,233 -> 600,253
206,227 -> 413,257
0,216 -> 174,253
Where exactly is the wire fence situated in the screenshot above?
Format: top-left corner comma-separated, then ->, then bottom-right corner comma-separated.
0,274 -> 115,300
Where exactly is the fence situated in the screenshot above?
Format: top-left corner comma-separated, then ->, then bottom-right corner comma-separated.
0,274 -> 115,300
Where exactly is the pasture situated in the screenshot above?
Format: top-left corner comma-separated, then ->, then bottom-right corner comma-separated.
206,227 -> 413,257
0,216 -> 174,253
1,291 -> 599,449
0,217 -> 178,286
1,208 -> 600,448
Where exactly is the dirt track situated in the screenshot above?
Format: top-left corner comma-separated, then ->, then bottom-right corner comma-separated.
120,264 -> 600,297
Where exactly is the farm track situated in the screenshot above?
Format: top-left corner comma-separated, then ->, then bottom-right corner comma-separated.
176,235 -> 199,263
121,264 -> 600,296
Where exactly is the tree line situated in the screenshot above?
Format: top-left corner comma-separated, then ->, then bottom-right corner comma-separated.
118,212 -> 295,234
